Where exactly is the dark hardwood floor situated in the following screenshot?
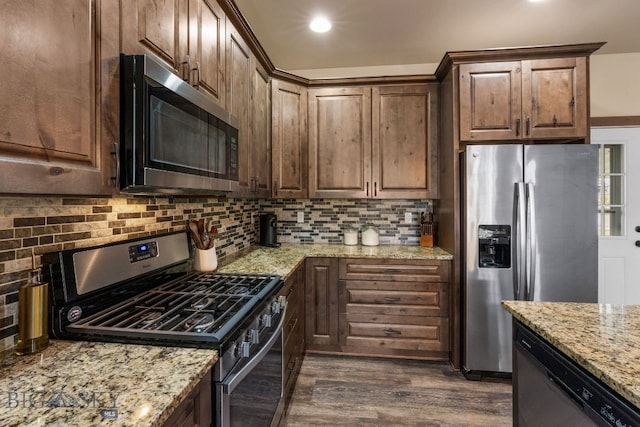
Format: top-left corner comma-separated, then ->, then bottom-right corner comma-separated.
283,354 -> 512,427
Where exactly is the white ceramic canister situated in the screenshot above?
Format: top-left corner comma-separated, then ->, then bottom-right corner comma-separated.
361,224 -> 379,246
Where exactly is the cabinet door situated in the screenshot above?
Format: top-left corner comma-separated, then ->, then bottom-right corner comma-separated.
372,85 -> 439,199
121,0 -> 188,74
459,62 -> 522,141
308,87 -> 372,198
188,0 -> 225,106
522,57 -> 587,139
226,23 -> 252,193
0,0 -> 114,195
305,258 -> 341,352
271,80 -> 308,198
250,60 -> 271,197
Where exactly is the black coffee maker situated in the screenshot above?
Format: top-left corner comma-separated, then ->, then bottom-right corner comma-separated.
259,213 -> 280,247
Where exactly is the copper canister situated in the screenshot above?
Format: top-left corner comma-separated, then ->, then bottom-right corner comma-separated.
15,278 -> 49,356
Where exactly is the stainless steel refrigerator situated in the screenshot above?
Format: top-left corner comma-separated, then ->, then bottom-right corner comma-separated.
462,144 -> 598,378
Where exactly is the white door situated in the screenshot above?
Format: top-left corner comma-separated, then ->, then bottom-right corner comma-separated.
592,126 -> 640,304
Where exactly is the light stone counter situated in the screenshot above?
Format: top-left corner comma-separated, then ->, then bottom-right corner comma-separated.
502,301 -> 640,409
217,243 -> 453,279
0,340 -> 217,426
0,243 -> 449,426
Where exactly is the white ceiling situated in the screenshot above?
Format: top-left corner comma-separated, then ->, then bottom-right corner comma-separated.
233,0 -> 640,78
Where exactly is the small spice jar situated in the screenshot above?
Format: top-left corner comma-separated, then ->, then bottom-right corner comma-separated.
361,224 -> 379,246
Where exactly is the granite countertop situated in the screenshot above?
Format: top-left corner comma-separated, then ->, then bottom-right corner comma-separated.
502,301 -> 640,409
218,243 -> 453,279
0,341 -> 217,427
0,243 -> 450,426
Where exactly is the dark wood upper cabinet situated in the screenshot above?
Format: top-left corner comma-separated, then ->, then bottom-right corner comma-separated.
522,57 -> 587,139
188,0 -> 226,105
309,84 -> 438,199
227,21 -> 271,198
308,87 -> 372,199
271,79 -> 308,199
372,85 -> 439,199
250,60 -> 271,198
121,0 -> 226,106
226,23 -> 252,193
0,0 -> 118,195
460,56 -> 588,142
121,0 -> 186,72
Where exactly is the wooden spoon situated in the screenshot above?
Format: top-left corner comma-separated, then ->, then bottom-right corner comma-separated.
188,220 -> 205,249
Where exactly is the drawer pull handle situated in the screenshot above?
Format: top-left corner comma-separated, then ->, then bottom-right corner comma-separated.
384,329 -> 402,336
383,297 -> 400,303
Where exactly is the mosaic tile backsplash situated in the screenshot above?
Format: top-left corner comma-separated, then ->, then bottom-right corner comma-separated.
261,199 -> 432,244
0,196 -> 430,352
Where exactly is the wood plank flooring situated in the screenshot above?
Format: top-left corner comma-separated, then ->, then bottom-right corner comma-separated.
283,354 -> 512,427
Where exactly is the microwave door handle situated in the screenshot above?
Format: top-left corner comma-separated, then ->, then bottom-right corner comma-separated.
514,182 -> 527,300
222,304 -> 287,394
526,183 -> 537,301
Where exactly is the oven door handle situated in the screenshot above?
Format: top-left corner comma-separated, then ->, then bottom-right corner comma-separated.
222,304 -> 287,394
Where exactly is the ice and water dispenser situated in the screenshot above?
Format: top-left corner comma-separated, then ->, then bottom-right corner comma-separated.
478,225 -> 511,268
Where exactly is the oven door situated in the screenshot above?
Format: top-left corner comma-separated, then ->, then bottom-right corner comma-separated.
216,312 -> 285,427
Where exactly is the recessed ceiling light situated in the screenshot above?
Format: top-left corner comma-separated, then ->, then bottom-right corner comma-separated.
310,16 -> 331,33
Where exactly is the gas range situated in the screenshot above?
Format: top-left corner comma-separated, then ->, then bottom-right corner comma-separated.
43,231 -> 288,427
42,232 -> 284,371
63,271 -> 282,346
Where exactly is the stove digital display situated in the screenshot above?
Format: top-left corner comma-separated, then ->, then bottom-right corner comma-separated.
128,241 -> 158,263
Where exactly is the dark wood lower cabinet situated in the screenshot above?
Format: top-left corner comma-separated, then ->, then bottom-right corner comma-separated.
304,258 -> 341,352
304,257 -> 451,361
161,366 -> 212,427
276,263 -> 306,426
340,258 -> 450,360
282,264 -> 306,395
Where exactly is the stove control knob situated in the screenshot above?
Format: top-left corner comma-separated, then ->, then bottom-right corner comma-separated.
249,329 -> 259,344
272,300 -> 281,314
240,341 -> 250,358
262,313 -> 272,328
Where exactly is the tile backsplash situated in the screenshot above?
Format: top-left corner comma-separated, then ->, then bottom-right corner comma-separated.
0,196 -> 431,352
262,199 -> 432,244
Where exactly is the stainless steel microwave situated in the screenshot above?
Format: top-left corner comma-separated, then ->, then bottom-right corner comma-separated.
119,54 -> 238,194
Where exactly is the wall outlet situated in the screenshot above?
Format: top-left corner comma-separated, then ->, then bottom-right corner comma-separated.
297,211 -> 305,223
404,212 -> 412,224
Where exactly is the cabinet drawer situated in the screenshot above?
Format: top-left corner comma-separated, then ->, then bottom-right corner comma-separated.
339,259 -> 449,282
344,318 -> 448,352
345,282 -> 448,316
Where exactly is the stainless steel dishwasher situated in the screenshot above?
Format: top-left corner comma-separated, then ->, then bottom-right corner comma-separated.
513,322 -> 640,427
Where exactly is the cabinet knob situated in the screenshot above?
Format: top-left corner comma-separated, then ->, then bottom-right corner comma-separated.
635,226 -> 640,233
635,241 -> 640,248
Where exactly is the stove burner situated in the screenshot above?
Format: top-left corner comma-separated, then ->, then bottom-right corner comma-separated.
193,284 -> 207,292
183,313 -> 215,332
231,286 -> 249,295
139,311 -> 162,325
191,297 -> 212,309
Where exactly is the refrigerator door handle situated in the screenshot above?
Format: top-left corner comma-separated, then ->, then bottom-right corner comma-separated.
514,182 -> 527,300
526,182 -> 537,301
